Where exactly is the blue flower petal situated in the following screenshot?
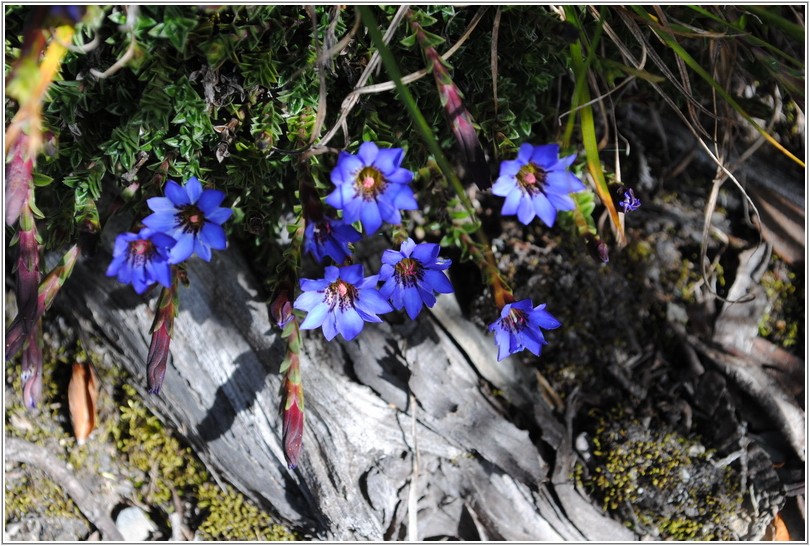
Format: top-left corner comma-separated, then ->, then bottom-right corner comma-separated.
143,211 -> 178,233
360,202 -> 383,234
294,290 -> 324,311
424,270 -> 453,293
300,302 -> 329,330
530,144 -> 559,168
357,142 -> 380,166
516,143 -> 534,164
197,189 -> 226,213
300,278 -> 329,292
402,287 -> 423,319
201,222 -> 227,250
185,177 -> 203,204
321,313 -> 338,341
194,237 -> 213,262
168,234 -> 194,264
147,196 -> 177,212
517,196 -> 536,225
381,250 -> 401,267
339,264 -> 364,284
498,158 -> 523,178
492,175 -> 518,196
337,308 -> 364,340
545,190 -> 575,212
386,167 -> 414,185
106,254 -> 126,276
494,327 -> 512,361
411,241 -> 438,263
532,193 -> 557,227
500,188 -> 523,216
373,147 -> 403,175
391,186 -> 418,210
165,181 -> 190,206
205,207 -> 233,225
356,289 -> 393,315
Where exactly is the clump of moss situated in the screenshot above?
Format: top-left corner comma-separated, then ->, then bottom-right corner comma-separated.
758,255 -> 803,351
195,482 -> 296,541
5,466 -> 83,522
580,406 -> 743,540
112,384 -> 208,508
111,384 -> 298,540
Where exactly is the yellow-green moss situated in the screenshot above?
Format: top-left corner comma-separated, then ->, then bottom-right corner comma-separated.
195,482 -> 296,541
5,466 -> 82,521
580,406 -> 743,540
758,256 -> 802,349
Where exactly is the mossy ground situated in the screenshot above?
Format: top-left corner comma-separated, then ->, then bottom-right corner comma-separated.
4,302 -> 296,541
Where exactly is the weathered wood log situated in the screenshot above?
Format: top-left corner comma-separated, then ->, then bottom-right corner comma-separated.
55,223 -> 635,541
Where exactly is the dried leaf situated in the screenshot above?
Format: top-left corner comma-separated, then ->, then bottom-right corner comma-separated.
763,512 -> 791,541
68,362 -> 98,445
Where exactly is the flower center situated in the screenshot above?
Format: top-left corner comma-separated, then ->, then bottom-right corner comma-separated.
355,166 -> 387,201
127,238 -> 155,267
325,279 -> 358,312
501,307 -> 528,333
394,257 -> 423,288
178,205 -> 205,234
517,163 -> 547,195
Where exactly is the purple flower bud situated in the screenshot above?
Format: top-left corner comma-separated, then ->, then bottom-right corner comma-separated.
21,329 -> 43,409
270,288 -> 294,329
5,135 -> 33,227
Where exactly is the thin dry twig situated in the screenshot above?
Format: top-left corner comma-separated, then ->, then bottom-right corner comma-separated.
317,6 -> 487,149
90,6 -> 139,79
491,7 -> 502,116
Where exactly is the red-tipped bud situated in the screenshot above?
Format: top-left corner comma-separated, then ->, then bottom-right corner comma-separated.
584,233 -> 609,263
283,396 -> 304,470
146,321 -> 171,395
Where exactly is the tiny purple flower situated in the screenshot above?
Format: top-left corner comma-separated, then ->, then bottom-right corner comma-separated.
378,238 -> 454,319
488,299 -> 561,361
294,264 -> 393,341
304,217 -> 362,264
492,143 -> 587,227
143,176 -> 232,264
106,227 -> 176,294
618,187 -> 641,213
325,142 -> 418,235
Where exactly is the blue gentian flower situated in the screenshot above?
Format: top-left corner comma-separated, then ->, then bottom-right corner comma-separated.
304,217 -> 362,264
294,264 -> 393,341
378,238 -> 453,319
143,176 -> 232,264
325,142 -> 418,235
106,227 -> 176,294
619,187 -> 641,213
492,143 -> 587,227
488,299 -> 561,361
